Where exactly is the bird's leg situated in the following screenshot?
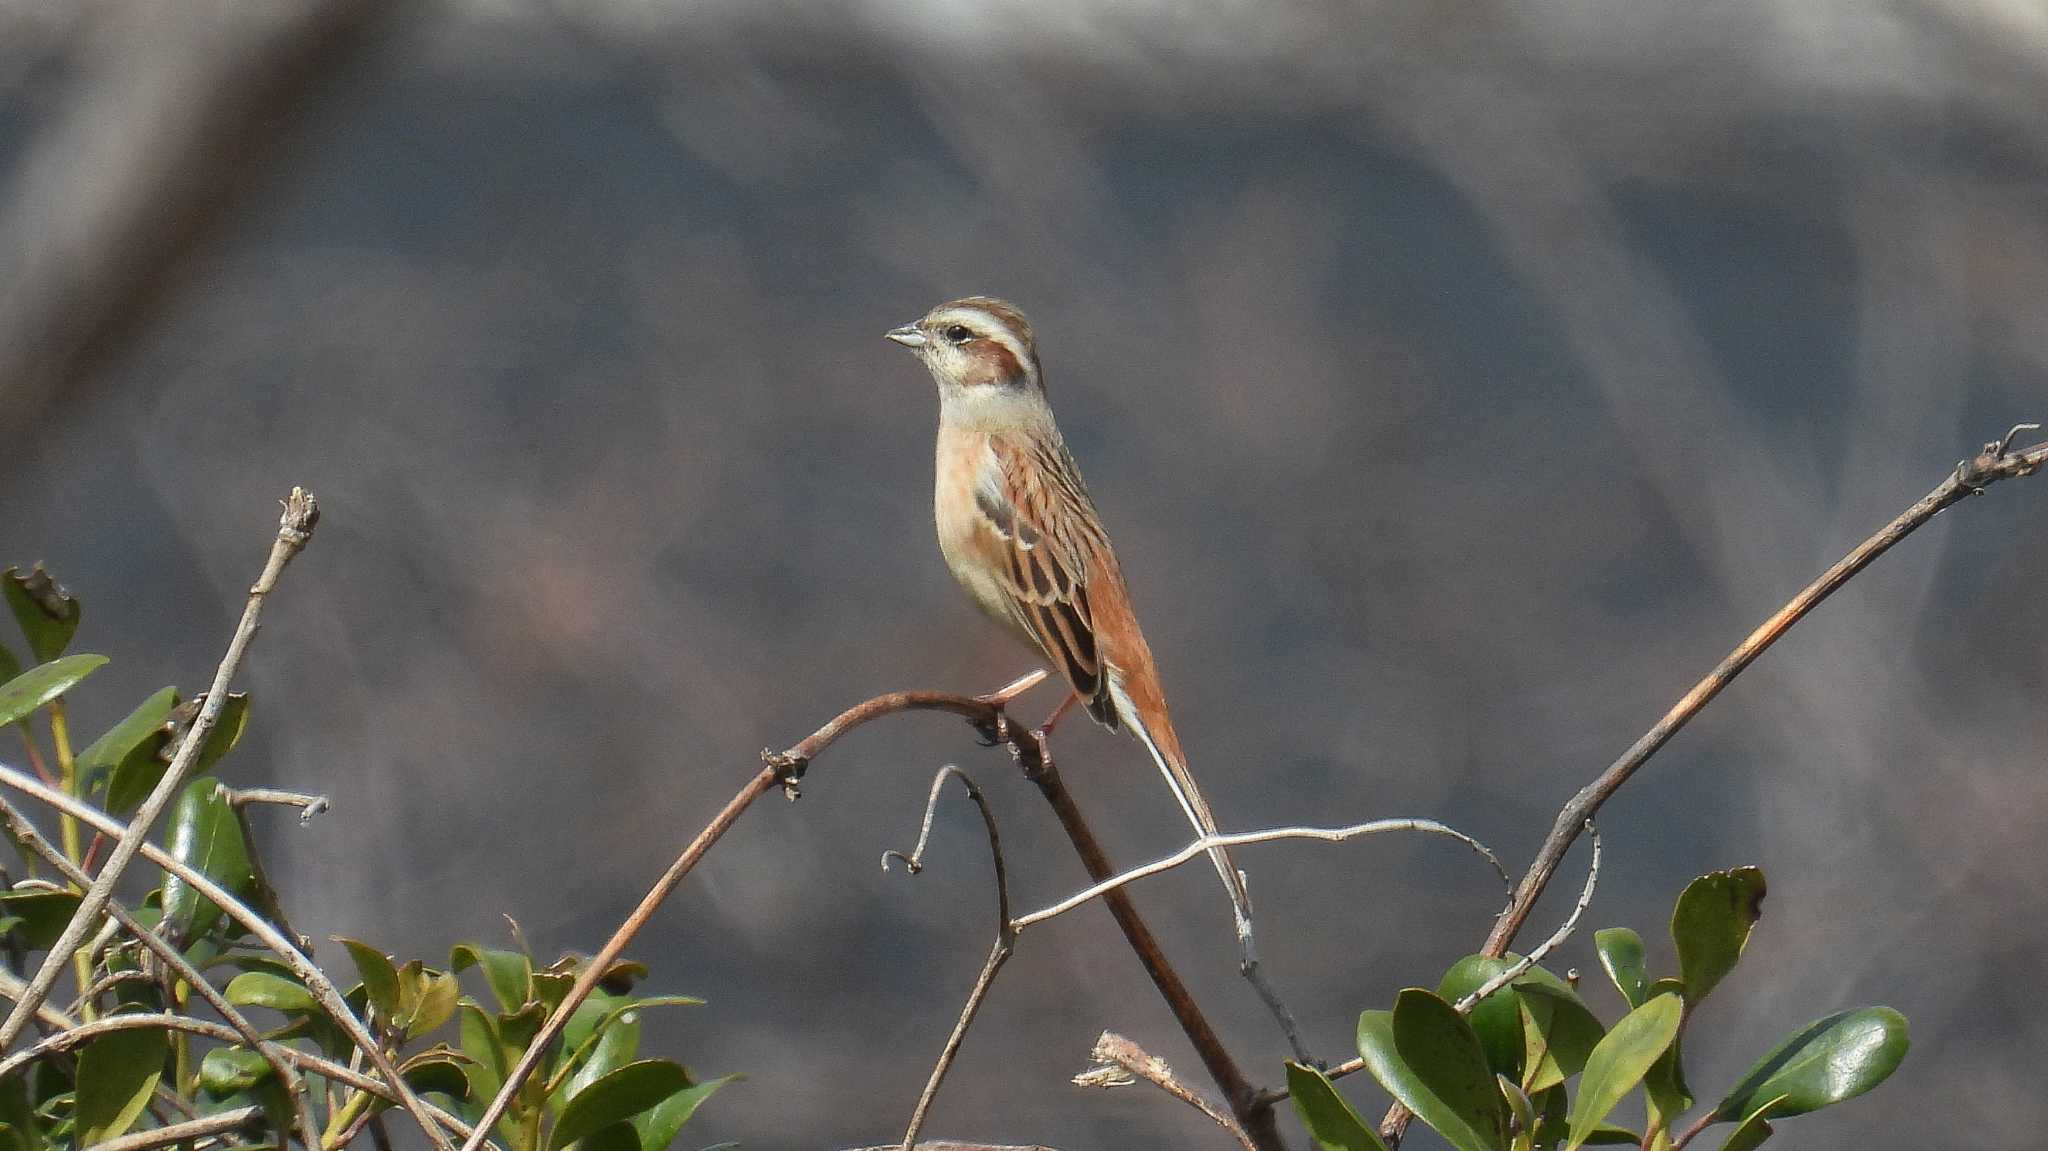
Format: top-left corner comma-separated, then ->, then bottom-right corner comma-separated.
1035,692 -> 1080,737
970,668 -> 1050,745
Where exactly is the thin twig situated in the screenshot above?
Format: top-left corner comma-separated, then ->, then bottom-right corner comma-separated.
0,794 -> 323,1151
224,785 -> 331,825
85,1105 -> 265,1151
886,767 -> 1013,1150
1009,731 -> 1283,1148
0,488 -> 317,1050
1075,1031 -> 1254,1150
842,1144 -> 1060,1151
1012,818 -> 1508,932
0,1010 -> 482,1145
0,760 -> 451,1151
458,761 -> 788,1151
1378,428 -> 2048,1146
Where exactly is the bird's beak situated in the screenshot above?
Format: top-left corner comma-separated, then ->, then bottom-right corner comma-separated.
885,323 -> 927,349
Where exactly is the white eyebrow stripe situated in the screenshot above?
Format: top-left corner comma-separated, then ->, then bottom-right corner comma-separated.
933,306 -> 1036,381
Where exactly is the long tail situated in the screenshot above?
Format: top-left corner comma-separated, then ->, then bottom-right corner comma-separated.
1109,678 -> 1253,932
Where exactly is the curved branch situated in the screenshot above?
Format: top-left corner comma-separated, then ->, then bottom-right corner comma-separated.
1012,817 -> 1508,933
885,766 -> 1015,1150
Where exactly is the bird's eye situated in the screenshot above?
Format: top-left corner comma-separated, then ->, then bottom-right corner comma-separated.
944,324 -> 973,344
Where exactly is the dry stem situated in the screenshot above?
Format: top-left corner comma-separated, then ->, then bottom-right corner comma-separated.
0,488 -> 317,1050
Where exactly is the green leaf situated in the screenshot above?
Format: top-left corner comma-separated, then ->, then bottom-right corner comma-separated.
1671,868 -> 1766,1004
0,642 -> 18,689
578,1123 -> 642,1151
225,971 -> 316,1013
1566,993 -> 1683,1151
199,1048 -> 276,1095
0,889 -> 82,950
76,686 -> 177,804
560,1011 -> 642,1109
339,938 -> 401,1025
1356,992 -> 1506,1151
74,1025 -> 166,1145
1715,1096 -> 1786,1151
632,1075 -> 736,1151
173,693 -> 251,778
399,1049 -> 475,1102
1593,928 -> 1650,1009
405,969 -> 461,1040
1642,978 -> 1692,1135
159,776 -> 255,942
1712,1008 -> 1908,1121
1516,986 -> 1605,1094
1288,1062 -> 1390,1151
2,568 -> 80,664
452,944 -> 534,1013
548,1060 -> 690,1151
0,655 -> 107,728
1438,955 -> 1524,1081
458,1003 -> 507,1108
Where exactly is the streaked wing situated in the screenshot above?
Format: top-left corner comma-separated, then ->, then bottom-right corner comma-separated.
973,435 -> 1120,726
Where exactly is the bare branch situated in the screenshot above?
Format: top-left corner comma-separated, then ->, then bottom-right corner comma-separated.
462,673 -> 1057,1151
224,785 -> 331,825
1012,817 -> 1508,933
842,1144 -> 1060,1151
1075,1031 -> 1253,1150
885,767 -> 1014,1150
1,488 -> 317,1050
1379,428 -> 2048,1146
0,759 -> 451,1151
1457,822 -> 1600,1010
84,1105 -> 264,1151
0,795 -> 322,1151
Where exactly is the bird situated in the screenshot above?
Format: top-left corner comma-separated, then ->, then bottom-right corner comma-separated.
885,296 -> 1262,971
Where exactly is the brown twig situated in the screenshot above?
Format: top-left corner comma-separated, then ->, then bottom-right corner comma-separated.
84,1104 -> 265,1151
843,1144 -> 1060,1151
224,785 -> 331,825
457,761 -> 789,1151
1377,427 -> 2048,1146
885,766 -> 1014,1150
0,760 -> 450,1151
0,794 -> 322,1150
1075,1030 -> 1254,1150
0,488 -> 317,1050
1010,731 -> 1284,1148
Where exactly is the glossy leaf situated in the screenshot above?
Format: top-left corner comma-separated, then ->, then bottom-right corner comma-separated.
0,654 -> 106,728
548,1059 -> 690,1151
159,776 -> 254,942
1439,955 -> 1524,1080
2,568 -> 80,664
0,889 -> 82,950
0,1073 -> 42,1151
399,1049 -> 474,1102
0,642 -> 18,689
77,686 -> 177,805
199,1048 -> 275,1095
578,1123 -> 642,1151
1357,994 -> 1505,1151
458,1003 -> 507,1107
1712,1008 -> 1907,1121
1566,994 -> 1683,1151
1715,1096 -> 1786,1151
561,1011 -> 643,1108
161,692 -> 251,779
1517,987 -> 1604,1094
1643,978 -> 1693,1132
1288,1061 -> 1390,1151
632,1074 -> 736,1151
225,971 -> 316,1013
406,969 -> 461,1040
74,1026 -> 166,1145
452,944 -> 533,1012
340,938 -> 401,1024
1671,869 -> 1766,1004
1594,928 -> 1650,1009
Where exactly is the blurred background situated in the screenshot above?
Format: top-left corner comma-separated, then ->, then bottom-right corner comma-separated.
3,1 -> 2046,1146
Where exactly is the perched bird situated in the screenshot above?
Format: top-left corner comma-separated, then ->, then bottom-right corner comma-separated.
885,296 -> 1257,952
